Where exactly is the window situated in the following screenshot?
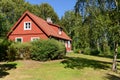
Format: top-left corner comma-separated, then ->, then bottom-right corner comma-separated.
24,22 -> 31,30
31,37 -> 40,41
65,41 -> 67,47
58,28 -> 62,35
15,37 -> 23,43
68,41 -> 71,48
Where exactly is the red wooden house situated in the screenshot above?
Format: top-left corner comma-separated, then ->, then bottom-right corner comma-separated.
7,11 -> 72,52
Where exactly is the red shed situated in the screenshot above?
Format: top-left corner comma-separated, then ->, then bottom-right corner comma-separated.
7,11 -> 72,52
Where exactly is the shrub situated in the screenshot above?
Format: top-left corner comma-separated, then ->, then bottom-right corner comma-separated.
90,49 -> 100,56
16,42 -> 32,59
83,47 -> 91,55
74,49 -> 81,54
118,46 -> 120,54
55,40 -> 66,59
7,42 -> 32,60
31,39 -> 66,61
0,39 -> 12,61
82,47 -> 100,56
7,43 -> 17,61
101,41 -> 111,56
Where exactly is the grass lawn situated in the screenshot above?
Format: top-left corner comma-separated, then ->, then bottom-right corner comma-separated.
0,53 -> 120,80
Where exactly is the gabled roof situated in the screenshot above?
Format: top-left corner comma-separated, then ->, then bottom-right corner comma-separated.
7,11 -> 72,41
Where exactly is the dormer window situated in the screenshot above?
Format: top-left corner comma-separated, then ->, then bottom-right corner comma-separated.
58,27 -> 62,35
24,21 -> 31,30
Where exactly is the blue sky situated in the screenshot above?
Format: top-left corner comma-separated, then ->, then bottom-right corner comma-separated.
25,0 -> 76,18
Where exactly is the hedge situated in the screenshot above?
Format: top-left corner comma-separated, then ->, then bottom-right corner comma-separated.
7,42 -> 32,61
31,39 -> 66,61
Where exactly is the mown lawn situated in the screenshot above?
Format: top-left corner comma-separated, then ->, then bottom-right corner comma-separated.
0,53 -> 120,80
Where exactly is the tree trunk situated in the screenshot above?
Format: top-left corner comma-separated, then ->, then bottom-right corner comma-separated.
97,39 -> 100,51
112,42 -> 118,72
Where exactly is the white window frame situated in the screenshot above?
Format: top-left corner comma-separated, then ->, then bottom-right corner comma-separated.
24,21 -> 31,30
15,37 -> 23,43
31,37 -> 40,41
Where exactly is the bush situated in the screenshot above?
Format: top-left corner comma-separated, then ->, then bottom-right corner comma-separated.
0,39 -> 12,61
16,42 -> 32,59
74,49 -> 81,54
82,47 -> 100,56
83,47 -> 91,55
7,42 -> 32,60
101,41 -> 111,56
31,39 -> 66,61
90,49 -> 100,56
7,43 -> 17,61
118,46 -> 120,54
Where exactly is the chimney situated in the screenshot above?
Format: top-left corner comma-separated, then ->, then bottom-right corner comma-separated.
46,17 -> 52,23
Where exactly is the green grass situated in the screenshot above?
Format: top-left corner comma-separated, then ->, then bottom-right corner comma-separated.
1,53 -> 120,80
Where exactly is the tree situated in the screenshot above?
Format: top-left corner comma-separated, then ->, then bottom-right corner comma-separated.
0,9 -> 11,37
37,3 -> 59,24
0,0 -> 29,37
60,11 -> 83,50
109,0 -> 120,72
74,0 -> 120,72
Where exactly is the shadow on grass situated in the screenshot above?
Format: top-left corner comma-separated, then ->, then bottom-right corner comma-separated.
105,74 -> 120,80
61,57 -> 112,70
0,63 -> 17,78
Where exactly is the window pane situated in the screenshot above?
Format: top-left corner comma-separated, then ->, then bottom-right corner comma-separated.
17,38 -> 22,42
31,37 -> 39,41
24,22 -> 31,30
68,41 -> 71,48
27,23 -> 29,28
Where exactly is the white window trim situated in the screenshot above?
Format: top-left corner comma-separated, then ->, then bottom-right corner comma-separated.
15,37 -> 23,43
24,21 -> 31,30
31,37 -> 40,41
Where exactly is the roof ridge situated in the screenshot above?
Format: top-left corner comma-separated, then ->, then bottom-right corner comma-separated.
48,23 -> 61,28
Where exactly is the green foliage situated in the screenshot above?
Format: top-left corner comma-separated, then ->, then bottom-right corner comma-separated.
37,3 -> 59,24
81,47 -> 100,56
101,40 -> 111,56
7,43 -> 17,61
118,46 -> 120,54
0,39 -> 12,61
60,11 -> 83,49
90,49 -> 100,56
83,47 -> 91,55
74,49 -> 80,53
16,42 -> 32,59
0,39 -> 65,61
7,42 -> 32,60
31,39 -> 66,61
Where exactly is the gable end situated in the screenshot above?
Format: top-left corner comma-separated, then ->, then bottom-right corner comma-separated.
7,13 -> 49,38
26,14 -> 49,37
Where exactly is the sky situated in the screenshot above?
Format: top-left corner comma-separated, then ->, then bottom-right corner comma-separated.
25,0 -> 76,19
